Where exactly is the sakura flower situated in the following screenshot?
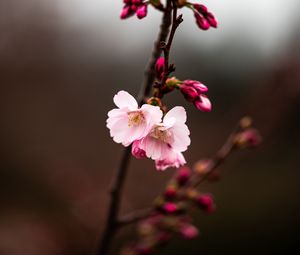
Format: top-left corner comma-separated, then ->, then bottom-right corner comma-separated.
106,90 -> 163,146
135,106 -> 190,170
155,151 -> 186,171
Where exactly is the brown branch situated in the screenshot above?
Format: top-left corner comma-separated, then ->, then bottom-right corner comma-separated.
118,207 -> 153,226
95,5 -> 173,255
159,0 -> 183,94
138,1 -> 172,104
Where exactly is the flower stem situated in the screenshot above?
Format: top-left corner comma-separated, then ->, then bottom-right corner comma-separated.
95,4 -> 173,255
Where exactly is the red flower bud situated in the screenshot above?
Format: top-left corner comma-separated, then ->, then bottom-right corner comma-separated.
163,202 -> 178,214
196,194 -> 215,213
120,5 -> 134,19
176,167 -> 191,185
194,94 -> 212,112
206,12 -> 218,28
180,84 -> 198,101
180,224 -> 199,239
194,13 -> 210,30
155,57 -> 165,79
136,4 -> 148,19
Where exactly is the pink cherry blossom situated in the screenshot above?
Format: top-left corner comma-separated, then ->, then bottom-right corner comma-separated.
106,90 -> 163,146
134,106 -> 190,170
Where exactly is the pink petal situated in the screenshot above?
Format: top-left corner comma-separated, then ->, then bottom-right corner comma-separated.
113,90 -> 138,110
164,106 -> 187,124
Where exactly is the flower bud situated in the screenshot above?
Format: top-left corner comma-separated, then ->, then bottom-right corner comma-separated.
206,12 -> 218,28
235,128 -> 262,148
194,95 -> 212,112
180,224 -> 199,239
196,194 -> 215,213
136,4 -> 148,19
155,57 -> 165,79
193,4 -> 208,14
164,186 -> 177,199
194,13 -> 210,30
176,167 -> 191,185
180,84 -> 198,102
120,5 -> 134,19
163,202 -> 178,214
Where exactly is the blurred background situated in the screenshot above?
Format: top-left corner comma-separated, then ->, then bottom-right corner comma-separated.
1,0 -> 299,254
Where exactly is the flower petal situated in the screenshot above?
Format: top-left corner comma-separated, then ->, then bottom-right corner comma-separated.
164,106 -> 187,124
113,90 -> 138,110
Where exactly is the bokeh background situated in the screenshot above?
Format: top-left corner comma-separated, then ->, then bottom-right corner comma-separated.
1,0 -> 299,254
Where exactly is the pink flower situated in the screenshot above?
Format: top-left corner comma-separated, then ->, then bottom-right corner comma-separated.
194,94 -> 212,112
106,90 -> 163,146
135,106 -> 190,170
136,4 -> 148,19
155,151 -> 186,171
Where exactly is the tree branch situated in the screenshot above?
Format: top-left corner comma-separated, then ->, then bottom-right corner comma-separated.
96,5 -> 173,255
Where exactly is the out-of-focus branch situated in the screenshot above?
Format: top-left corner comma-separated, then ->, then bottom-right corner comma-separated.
117,117 -> 259,227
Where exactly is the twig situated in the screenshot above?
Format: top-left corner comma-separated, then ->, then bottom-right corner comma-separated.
159,0 -> 184,94
96,4 -> 173,255
138,0 -> 172,104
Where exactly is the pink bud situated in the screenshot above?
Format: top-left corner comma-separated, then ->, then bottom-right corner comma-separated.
123,0 -> 131,4
194,13 -> 210,30
237,128 -> 262,148
132,0 -> 141,4
132,141 -> 146,159
176,167 -> 191,185
196,194 -> 215,213
164,186 -> 177,199
155,57 -> 165,79
194,94 -> 212,112
180,84 -> 198,102
136,4 -> 148,19
193,4 -> 208,15
183,80 -> 208,93
163,202 -> 177,214
120,5 -> 134,19
206,12 -> 218,28
180,224 -> 199,239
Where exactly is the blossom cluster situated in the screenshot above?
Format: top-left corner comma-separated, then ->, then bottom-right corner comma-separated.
106,91 -> 190,170
120,0 -> 218,31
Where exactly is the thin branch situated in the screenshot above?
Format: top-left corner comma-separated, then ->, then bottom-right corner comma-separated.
118,207 -> 152,226
159,0 -> 183,92
138,1 -> 172,104
96,5 -> 173,255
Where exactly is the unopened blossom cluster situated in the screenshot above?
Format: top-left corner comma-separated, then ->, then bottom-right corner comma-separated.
120,0 -> 218,30
121,121 -> 261,255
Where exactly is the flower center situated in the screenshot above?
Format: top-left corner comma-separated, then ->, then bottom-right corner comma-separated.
150,125 -> 173,143
128,111 -> 145,127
